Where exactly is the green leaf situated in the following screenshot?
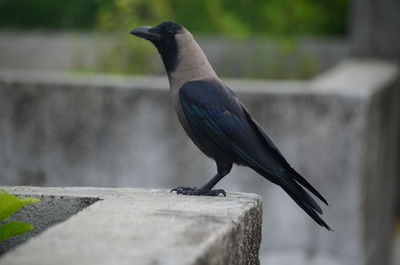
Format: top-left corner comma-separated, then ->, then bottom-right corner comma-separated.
20,197 -> 41,206
0,189 -> 41,221
0,191 -> 23,221
0,221 -> 34,243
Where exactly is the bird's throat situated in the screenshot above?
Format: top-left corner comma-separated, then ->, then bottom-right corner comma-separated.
154,41 -> 179,74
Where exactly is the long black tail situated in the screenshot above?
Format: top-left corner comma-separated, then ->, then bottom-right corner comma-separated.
273,169 -> 332,231
239,107 -> 331,230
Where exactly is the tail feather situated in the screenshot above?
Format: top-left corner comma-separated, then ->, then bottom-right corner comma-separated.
257,167 -> 332,231
281,184 -> 332,231
278,172 -> 323,215
288,168 -> 329,206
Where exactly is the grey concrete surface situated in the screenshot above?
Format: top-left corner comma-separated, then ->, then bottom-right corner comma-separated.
0,186 -> 262,265
0,59 -> 399,265
350,0 -> 400,59
394,231 -> 400,265
0,192 -> 98,254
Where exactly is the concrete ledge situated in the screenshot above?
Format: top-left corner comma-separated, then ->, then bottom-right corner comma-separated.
0,186 -> 262,265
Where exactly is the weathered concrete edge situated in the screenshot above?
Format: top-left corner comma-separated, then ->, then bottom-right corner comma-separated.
310,59 -> 399,98
0,69 -> 311,95
360,72 -> 400,265
0,188 -> 99,254
193,198 -> 262,265
1,185 -> 138,200
0,186 -> 263,265
2,61 -> 396,98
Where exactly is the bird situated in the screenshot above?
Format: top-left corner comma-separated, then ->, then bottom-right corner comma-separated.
130,21 -> 331,230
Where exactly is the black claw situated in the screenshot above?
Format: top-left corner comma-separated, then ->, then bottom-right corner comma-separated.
171,187 -> 196,194
212,189 -> 226,197
203,189 -> 226,197
170,187 -> 226,197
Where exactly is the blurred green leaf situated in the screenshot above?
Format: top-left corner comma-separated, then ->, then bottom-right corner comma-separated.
20,197 -> 41,206
0,189 -> 40,242
0,221 -> 34,243
0,191 -> 23,221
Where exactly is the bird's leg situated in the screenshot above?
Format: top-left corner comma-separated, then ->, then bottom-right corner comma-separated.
171,163 -> 232,197
171,173 -> 226,196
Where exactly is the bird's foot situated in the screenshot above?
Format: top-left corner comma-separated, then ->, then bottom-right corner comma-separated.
170,187 -> 226,197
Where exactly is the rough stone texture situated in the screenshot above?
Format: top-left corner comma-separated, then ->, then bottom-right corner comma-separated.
0,60 -> 398,265
0,186 -> 262,265
0,193 -> 98,254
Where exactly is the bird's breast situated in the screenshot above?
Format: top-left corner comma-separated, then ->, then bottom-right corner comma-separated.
169,87 -> 190,133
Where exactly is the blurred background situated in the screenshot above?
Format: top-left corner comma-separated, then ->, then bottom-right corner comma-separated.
0,0 -> 399,265
0,0 -> 349,78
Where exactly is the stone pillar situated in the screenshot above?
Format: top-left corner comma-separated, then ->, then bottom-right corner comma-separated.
350,0 -> 400,223
350,0 -> 400,59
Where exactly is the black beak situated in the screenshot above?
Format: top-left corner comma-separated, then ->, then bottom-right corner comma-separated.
129,26 -> 160,41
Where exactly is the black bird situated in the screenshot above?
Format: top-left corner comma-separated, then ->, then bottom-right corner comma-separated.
130,21 -> 331,230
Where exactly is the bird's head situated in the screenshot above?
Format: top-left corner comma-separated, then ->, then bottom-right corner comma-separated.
130,21 -> 188,73
129,21 -> 183,43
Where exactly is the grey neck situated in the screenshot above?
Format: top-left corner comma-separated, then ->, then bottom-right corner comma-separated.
167,31 -> 218,91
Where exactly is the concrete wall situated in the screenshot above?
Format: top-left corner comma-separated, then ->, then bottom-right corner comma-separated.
0,187 -> 262,265
0,60 -> 398,265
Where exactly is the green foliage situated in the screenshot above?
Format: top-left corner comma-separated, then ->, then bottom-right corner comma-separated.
0,189 -> 40,243
93,0 -> 173,74
0,0 -> 99,29
0,221 -> 34,243
170,0 -> 348,37
83,0 -> 348,76
0,0 -> 348,35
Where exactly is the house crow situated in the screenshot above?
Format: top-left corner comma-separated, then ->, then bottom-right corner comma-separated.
130,22 -> 331,230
